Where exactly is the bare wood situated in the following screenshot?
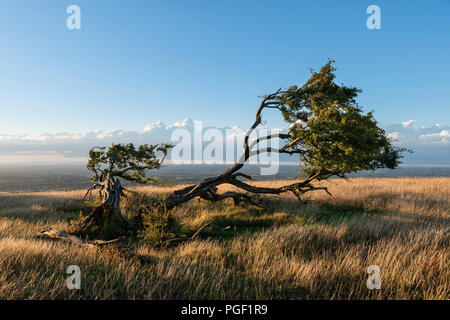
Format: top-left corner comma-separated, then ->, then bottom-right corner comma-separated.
35,228 -> 144,262
160,89 -> 331,212
36,227 -> 124,247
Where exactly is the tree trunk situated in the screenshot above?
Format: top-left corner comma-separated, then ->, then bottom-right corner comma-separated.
157,90 -> 332,212
74,177 -> 129,239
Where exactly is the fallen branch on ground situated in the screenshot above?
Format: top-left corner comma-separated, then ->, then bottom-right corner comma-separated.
35,227 -> 138,261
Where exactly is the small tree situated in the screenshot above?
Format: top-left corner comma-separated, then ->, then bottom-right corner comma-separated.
159,61 -> 407,210
74,143 -> 172,237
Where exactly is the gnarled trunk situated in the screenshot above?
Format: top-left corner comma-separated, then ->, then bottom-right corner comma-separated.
159,90 -> 332,212
74,177 -> 129,238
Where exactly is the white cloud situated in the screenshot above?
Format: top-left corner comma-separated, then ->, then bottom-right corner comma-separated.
0,119 -> 449,165
387,131 -> 400,140
143,120 -> 165,132
167,118 -> 194,129
401,120 -> 416,128
418,130 -> 450,144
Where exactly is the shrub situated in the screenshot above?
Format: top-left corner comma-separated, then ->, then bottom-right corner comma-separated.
138,196 -> 180,244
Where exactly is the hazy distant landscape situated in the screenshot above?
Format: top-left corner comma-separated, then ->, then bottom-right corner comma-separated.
0,163 -> 449,192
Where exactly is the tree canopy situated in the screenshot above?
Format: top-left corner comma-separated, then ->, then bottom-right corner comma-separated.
87,142 -> 173,184
277,60 -> 405,178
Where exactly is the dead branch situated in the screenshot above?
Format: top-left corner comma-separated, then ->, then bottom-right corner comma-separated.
35,228 -> 141,262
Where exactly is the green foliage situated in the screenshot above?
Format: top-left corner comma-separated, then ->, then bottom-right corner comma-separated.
68,211 -> 85,231
276,60 -> 408,177
68,211 -> 96,235
138,197 -> 180,244
87,142 -> 173,184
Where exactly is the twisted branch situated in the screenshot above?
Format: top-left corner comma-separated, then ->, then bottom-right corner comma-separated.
160,89 -> 333,211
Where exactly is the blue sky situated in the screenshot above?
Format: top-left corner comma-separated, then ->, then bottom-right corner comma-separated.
0,0 -> 449,134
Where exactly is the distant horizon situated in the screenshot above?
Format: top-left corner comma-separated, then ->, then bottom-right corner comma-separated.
1,162 -> 450,168
1,1 -> 449,166
1,118 -> 448,165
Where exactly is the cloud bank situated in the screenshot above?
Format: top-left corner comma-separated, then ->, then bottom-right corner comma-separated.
0,119 -> 449,165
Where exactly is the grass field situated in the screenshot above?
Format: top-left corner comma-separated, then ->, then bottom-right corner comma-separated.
0,177 -> 448,299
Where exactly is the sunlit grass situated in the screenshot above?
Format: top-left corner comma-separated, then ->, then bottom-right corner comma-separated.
0,177 -> 448,299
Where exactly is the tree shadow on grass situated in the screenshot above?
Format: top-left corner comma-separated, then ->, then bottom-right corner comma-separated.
189,192 -> 449,250
0,193 -> 86,223
1,191 -> 447,247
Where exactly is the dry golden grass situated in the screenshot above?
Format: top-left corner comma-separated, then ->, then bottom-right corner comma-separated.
0,177 -> 448,299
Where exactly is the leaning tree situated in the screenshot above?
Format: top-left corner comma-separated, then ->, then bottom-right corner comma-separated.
76,61 -> 406,238
157,60 -> 406,211
74,143 -> 172,237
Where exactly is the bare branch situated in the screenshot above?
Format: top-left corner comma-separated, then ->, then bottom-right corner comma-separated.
83,183 -> 104,203
249,147 -> 305,157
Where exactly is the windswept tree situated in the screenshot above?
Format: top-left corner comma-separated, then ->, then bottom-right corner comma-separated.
75,143 -> 172,237
75,60 -> 407,239
159,61 -> 407,210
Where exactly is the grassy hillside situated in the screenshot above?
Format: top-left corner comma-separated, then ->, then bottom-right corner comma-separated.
0,177 -> 448,299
